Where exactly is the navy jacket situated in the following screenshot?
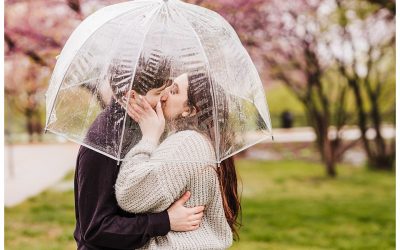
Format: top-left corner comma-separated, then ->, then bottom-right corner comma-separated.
74,99 -> 170,249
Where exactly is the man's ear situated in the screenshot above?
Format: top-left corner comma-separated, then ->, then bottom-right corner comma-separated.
124,90 -> 139,103
182,106 -> 197,117
127,90 -> 138,101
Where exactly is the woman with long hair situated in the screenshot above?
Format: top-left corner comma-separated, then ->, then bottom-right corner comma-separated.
115,71 -> 241,249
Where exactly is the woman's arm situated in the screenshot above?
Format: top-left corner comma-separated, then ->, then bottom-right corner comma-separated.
115,130 -> 216,214
115,138 -> 172,213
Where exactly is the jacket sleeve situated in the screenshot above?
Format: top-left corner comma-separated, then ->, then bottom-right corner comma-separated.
115,131 -> 217,214
75,147 -> 170,249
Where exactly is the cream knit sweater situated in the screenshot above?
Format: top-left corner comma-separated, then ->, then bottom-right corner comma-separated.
115,130 -> 233,250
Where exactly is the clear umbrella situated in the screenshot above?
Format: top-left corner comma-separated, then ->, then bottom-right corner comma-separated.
45,0 -> 274,162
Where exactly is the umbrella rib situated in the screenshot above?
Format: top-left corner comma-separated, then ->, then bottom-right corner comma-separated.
59,77 -> 100,90
46,2 -> 155,128
81,10 -> 154,142
117,4 -> 164,160
172,4 -> 221,163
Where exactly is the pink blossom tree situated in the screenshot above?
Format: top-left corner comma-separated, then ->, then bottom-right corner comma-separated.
5,0 -> 123,140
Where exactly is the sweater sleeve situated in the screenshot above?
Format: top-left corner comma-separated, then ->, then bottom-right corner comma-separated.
115,131 -> 217,214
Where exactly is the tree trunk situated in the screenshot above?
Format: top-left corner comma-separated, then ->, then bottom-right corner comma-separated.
306,106 -> 338,178
26,109 -> 34,143
326,160 -> 337,177
348,78 -> 394,171
322,132 -> 337,177
368,92 -> 393,170
348,79 -> 372,159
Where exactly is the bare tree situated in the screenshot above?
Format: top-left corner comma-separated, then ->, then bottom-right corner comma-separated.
261,1 -> 362,177
331,0 -> 395,170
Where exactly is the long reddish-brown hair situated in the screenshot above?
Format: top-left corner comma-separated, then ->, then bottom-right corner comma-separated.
186,72 -> 242,240
216,157 -> 242,239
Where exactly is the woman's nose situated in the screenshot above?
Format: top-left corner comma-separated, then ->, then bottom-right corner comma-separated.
160,87 -> 170,101
160,91 -> 168,101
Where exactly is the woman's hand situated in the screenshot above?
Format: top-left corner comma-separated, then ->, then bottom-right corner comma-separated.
126,95 -> 165,145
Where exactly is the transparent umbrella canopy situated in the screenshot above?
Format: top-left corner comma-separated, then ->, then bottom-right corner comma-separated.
45,0 -> 274,162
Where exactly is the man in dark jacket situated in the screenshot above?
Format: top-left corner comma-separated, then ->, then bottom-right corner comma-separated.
74,54 -> 205,249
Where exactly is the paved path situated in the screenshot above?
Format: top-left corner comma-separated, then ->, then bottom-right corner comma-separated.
247,125 -> 395,143
4,125 -> 395,207
5,143 -> 80,207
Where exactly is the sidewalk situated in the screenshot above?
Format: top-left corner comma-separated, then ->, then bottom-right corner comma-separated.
5,143 -> 80,207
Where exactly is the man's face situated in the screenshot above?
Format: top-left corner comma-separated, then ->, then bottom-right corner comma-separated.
143,84 -> 168,108
126,81 -> 171,109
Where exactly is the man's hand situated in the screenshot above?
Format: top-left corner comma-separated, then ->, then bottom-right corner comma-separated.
167,191 -> 205,232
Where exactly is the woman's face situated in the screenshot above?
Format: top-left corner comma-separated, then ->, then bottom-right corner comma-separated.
160,73 -> 192,121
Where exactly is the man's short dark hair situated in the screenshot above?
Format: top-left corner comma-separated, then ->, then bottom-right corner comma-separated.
109,50 -> 171,100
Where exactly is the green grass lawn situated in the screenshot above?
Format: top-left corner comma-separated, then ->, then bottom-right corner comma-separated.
5,159 -> 395,250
